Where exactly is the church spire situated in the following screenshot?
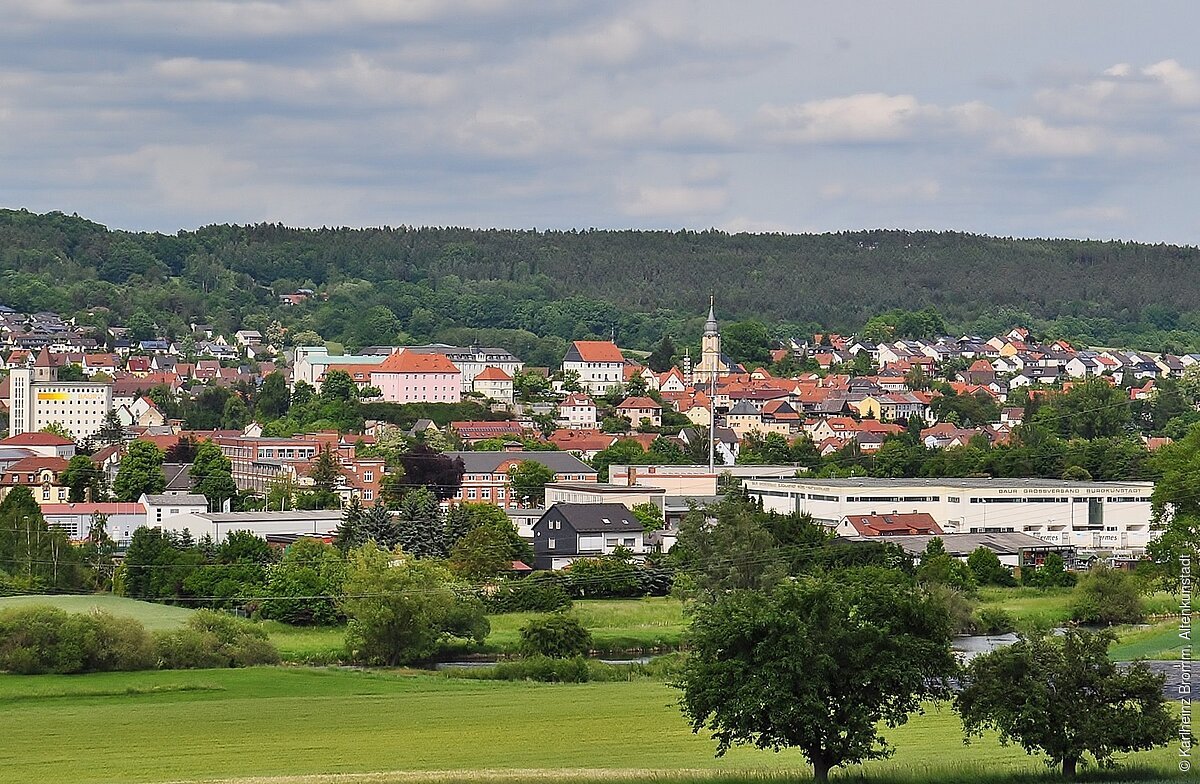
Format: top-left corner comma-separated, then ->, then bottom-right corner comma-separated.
704,295 -> 718,335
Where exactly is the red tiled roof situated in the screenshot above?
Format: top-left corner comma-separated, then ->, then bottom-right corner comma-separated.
376,351 -> 460,374
843,513 -> 943,537
549,429 -> 617,452
1,432 -> 73,447
571,340 -> 624,363
474,366 -> 512,381
617,396 -> 661,410
5,456 -> 69,473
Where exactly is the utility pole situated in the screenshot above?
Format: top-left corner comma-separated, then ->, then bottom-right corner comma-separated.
708,370 -> 716,473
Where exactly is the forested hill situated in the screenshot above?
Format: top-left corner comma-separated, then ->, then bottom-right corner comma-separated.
2,208 -> 1199,360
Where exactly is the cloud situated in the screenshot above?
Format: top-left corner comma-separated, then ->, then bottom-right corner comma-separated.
4,0 -> 552,38
758,93 -> 931,144
620,184 -> 728,218
595,107 -> 737,148
150,55 -> 457,106
720,216 -> 797,234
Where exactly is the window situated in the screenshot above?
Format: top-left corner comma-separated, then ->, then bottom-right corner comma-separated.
467,489 -> 476,499
548,538 -> 555,550
363,471 -> 373,483
481,489 -> 490,499
363,490 -> 374,501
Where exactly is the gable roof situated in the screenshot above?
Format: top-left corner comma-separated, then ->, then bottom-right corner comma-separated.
1,432 -> 73,447
543,502 -> 644,533
566,340 -> 624,363
616,396 -> 661,410
842,512 -> 943,537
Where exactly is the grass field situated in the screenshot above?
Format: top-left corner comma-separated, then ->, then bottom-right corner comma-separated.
484,598 -> 687,653
0,666 -> 1184,784
0,595 -> 688,661
1111,622 -> 1187,661
0,593 -> 196,631
976,587 -> 1180,629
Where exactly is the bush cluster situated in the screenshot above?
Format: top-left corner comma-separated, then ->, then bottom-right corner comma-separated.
558,559 -> 673,599
0,605 -> 279,674
0,606 -> 155,674
155,610 -> 280,669
518,615 -> 592,658
480,575 -> 572,614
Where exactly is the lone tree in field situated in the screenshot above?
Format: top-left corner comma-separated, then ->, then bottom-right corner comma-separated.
957,629 -> 1174,778
675,579 -> 956,783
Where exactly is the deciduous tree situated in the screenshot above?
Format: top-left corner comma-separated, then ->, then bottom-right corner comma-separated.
957,629 -> 1173,778
676,579 -> 955,783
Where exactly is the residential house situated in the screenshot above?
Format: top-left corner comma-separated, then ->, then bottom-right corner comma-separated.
471,366 -> 514,405
547,429 -> 618,460
562,341 -> 625,394
531,503 -> 647,570
557,393 -> 598,430
447,451 -> 597,508
616,397 -> 661,429
0,456 -> 70,505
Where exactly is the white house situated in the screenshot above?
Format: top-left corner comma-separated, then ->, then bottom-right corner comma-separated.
562,340 -> 625,394
557,393 -> 598,429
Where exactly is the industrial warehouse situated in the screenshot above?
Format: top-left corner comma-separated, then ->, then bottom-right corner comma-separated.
742,477 -> 1156,554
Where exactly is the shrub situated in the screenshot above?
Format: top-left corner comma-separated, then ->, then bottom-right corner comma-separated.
482,575 -> 572,613
0,607 -> 156,674
1071,565 -> 1146,625
155,611 -> 279,669
518,614 -> 593,658
77,611 -> 156,672
975,607 -> 1016,635
0,606 -> 84,674
154,628 -> 226,670
488,655 -> 591,682
560,557 -> 641,598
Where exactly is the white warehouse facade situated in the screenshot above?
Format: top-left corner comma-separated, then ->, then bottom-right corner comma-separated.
743,477 -> 1155,554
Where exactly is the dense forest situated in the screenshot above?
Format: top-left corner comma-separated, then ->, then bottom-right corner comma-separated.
3,208 -> 1200,364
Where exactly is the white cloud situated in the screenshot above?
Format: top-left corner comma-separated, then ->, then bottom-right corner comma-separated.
595,107 -> 737,148
758,93 -> 929,143
988,116 -> 1162,158
1143,59 -> 1200,104
621,184 -> 728,217
720,216 -> 797,234
151,55 -> 457,106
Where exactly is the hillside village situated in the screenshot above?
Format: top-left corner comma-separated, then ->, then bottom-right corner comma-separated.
0,297 -> 1186,574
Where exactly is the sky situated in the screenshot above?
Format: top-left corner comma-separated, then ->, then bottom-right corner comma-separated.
2,0 -> 1199,243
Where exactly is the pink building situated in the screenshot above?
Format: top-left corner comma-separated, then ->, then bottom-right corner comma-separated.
371,350 -> 462,403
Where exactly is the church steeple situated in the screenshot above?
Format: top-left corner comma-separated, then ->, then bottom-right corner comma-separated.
704,295 -> 718,335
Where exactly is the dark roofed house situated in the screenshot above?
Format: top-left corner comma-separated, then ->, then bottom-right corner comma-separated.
531,502 -> 647,569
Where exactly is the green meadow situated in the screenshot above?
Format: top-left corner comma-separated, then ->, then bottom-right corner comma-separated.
0,667 -> 1185,784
